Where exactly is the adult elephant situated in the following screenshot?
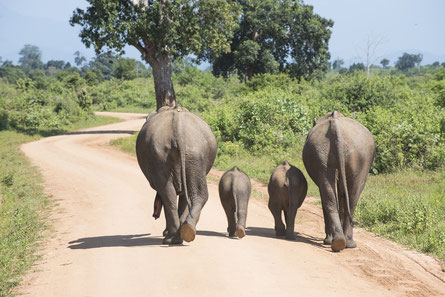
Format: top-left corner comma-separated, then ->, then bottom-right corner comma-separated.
136,105 -> 217,244
302,111 -> 375,252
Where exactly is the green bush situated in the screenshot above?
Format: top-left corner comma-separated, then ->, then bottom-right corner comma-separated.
320,72 -> 401,112
357,94 -> 444,173
204,88 -> 313,151
0,78 -> 91,134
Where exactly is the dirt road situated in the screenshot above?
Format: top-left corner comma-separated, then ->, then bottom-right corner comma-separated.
19,112 -> 444,297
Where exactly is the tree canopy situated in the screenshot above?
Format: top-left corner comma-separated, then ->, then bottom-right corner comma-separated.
18,44 -> 43,70
70,0 -> 239,109
206,0 -> 333,81
395,53 -> 423,72
380,58 -> 389,68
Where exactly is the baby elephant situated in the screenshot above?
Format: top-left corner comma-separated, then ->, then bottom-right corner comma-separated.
219,167 -> 251,238
268,161 -> 308,240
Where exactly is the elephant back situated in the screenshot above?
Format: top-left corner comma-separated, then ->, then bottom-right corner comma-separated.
136,107 -> 217,191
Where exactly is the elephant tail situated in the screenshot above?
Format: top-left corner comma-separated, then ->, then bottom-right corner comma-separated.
174,110 -> 193,216
331,114 -> 353,226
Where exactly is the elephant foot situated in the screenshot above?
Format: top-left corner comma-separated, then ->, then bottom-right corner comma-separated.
275,229 -> 286,237
180,223 -> 196,242
331,236 -> 346,252
162,228 -> 168,237
235,226 -> 245,239
323,234 -> 333,245
162,233 -> 183,245
285,232 -> 296,240
227,227 -> 236,237
346,238 -> 357,249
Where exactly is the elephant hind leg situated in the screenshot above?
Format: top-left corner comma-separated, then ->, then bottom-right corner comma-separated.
181,176 -> 209,242
221,195 -> 237,237
343,177 -> 366,249
322,204 -> 333,245
159,184 -> 182,245
269,200 -> 285,237
320,181 -> 346,252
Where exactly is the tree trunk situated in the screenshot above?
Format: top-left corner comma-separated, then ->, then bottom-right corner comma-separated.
149,55 -> 176,110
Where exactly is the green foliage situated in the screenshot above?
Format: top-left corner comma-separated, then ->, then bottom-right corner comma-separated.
89,78 -> 156,111
204,87 -> 313,151
173,66 -> 243,112
18,44 -> 43,70
356,93 -> 444,173
320,72 -> 400,112
430,68 -> 445,107
0,66 -> 27,84
0,76 -> 93,135
209,0 -> 333,81
0,131 -> 48,296
380,58 -> 390,68
70,0 -> 239,60
348,63 -> 365,73
395,53 -> 423,72
74,51 -> 87,67
355,170 -> 445,259
88,52 -> 119,79
113,57 -> 138,80
202,72 -> 444,174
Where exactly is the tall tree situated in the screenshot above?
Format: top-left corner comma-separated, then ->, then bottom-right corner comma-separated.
74,51 -> 87,67
114,57 -> 138,80
46,60 -> 66,69
206,0 -> 333,81
361,35 -> 384,76
70,0 -> 239,109
89,52 -> 119,79
380,58 -> 389,68
348,62 -> 365,73
332,58 -> 344,70
395,53 -> 423,72
18,44 -> 43,70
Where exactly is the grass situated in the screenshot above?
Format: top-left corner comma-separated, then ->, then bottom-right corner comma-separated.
109,133 -> 138,155
356,170 -> 445,260
0,114 -> 121,297
111,134 -> 444,261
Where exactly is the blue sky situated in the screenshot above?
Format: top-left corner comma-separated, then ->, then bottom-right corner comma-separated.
0,0 -> 444,67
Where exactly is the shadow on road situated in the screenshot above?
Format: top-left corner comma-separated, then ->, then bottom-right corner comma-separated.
196,230 -> 227,238
62,130 -> 137,136
68,233 -> 162,249
246,227 -> 326,249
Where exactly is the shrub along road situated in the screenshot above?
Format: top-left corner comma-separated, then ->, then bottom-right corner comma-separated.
17,112 -> 444,297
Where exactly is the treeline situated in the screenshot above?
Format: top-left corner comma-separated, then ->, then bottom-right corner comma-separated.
1,45 -> 445,174
0,45 -> 151,85
331,52 -> 445,76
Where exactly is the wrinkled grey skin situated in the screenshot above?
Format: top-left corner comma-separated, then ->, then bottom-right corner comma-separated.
218,167 -> 251,239
302,111 -> 375,252
268,161 -> 308,240
136,105 -> 217,244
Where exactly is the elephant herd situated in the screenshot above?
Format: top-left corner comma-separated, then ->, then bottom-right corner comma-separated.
136,105 -> 375,252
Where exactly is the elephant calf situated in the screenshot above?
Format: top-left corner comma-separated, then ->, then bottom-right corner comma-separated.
219,167 -> 251,238
268,161 -> 307,240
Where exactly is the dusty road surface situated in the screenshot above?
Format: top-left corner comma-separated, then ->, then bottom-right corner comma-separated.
19,112 -> 444,297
